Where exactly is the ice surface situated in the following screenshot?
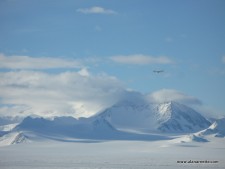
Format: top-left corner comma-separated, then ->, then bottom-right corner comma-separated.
0,138 -> 224,169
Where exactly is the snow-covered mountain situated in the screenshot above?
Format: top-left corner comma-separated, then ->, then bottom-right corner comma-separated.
168,118 -> 225,144
17,115 -> 167,140
156,102 -> 211,133
0,120 -> 29,146
0,95 -> 220,146
15,116 -> 116,138
0,132 -> 28,147
96,101 -> 211,133
197,118 -> 225,137
0,114 -> 167,146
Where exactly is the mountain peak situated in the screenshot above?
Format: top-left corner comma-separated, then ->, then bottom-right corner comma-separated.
96,100 -> 211,133
162,101 -> 191,113
155,101 -> 211,133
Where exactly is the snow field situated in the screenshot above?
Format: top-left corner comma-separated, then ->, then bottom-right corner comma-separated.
0,138 -> 224,169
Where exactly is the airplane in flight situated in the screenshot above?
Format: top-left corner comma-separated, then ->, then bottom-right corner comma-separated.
153,70 -> 164,73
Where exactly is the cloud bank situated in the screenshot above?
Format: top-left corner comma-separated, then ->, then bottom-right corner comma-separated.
0,54 -> 208,118
0,54 -> 81,69
0,69 -> 125,117
110,54 -> 173,65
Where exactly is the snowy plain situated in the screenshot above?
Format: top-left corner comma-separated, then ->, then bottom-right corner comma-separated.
0,136 -> 224,169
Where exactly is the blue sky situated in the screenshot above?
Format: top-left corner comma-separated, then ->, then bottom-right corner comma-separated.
0,0 -> 225,117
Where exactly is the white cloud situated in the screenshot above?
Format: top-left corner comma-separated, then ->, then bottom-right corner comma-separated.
78,68 -> 90,77
0,53 -> 81,69
0,70 -> 125,118
222,56 -> 225,64
147,89 -> 202,106
77,6 -> 117,15
110,54 -> 174,65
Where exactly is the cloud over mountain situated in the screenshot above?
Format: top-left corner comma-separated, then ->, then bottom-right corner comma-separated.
0,70 -> 125,117
147,89 -> 202,106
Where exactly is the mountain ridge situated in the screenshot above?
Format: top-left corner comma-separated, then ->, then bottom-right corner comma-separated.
0,101 -> 220,146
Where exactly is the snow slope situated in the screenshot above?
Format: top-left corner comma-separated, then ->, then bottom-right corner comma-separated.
168,118 -> 225,144
0,132 -> 28,147
168,134 -> 209,144
96,100 -> 158,132
0,123 -> 18,132
196,118 -> 225,137
16,116 -> 115,137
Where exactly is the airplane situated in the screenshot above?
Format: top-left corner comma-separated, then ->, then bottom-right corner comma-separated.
153,70 -> 164,73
